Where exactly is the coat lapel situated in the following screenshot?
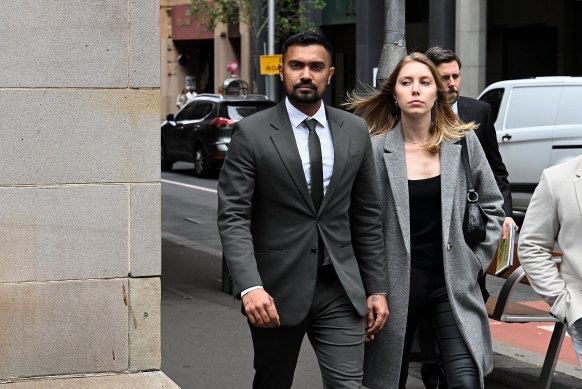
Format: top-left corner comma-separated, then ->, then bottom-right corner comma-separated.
440,138 -> 462,245
457,96 -> 470,123
382,123 -> 411,255
574,157 -> 582,220
320,107 -> 348,213
269,102 -> 314,212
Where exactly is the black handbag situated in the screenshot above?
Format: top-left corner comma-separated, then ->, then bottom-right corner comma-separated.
460,137 -> 487,243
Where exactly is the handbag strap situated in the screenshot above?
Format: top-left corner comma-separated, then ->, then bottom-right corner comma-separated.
460,136 -> 478,202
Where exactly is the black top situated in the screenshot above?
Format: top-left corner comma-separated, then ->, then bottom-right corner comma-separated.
408,175 -> 443,268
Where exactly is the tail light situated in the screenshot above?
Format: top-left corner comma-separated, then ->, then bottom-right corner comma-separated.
210,117 -> 235,126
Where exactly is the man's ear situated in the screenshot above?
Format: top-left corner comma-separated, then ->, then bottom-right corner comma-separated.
328,67 -> 335,84
279,64 -> 283,81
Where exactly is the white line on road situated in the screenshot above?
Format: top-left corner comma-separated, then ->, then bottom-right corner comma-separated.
161,179 -> 217,194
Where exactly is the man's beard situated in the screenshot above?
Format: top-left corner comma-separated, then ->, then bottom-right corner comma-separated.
286,83 -> 323,105
447,88 -> 459,104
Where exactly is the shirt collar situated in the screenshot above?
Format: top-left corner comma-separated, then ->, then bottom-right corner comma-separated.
285,97 -> 327,129
452,100 -> 459,115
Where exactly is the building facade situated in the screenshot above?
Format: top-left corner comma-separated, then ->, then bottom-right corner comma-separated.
0,1 -> 174,386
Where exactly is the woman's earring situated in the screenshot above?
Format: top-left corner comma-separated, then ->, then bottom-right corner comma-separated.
395,100 -> 399,107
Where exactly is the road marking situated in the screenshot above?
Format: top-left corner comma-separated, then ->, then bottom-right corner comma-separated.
161,179 -> 217,194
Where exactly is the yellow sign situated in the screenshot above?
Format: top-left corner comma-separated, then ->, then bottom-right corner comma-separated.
260,55 -> 282,75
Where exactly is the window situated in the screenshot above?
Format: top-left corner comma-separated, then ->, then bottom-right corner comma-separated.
556,86 -> 582,125
225,102 -> 275,121
505,86 -> 561,129
479,88 -> 505,123
176,101 -> 213,121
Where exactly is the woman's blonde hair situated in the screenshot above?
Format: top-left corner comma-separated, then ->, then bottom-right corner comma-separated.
345,52 -> 476,153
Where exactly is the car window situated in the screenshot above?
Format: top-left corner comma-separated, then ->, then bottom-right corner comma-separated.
175,103 -> 197,121
194,102 -> 213,119
505,86 -> 561,129
556,86 -> 582,125
479,88 -> 504,123
225,102 -> 275,121
175,101 -> 213,121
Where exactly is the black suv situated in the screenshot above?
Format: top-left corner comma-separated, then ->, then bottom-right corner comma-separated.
161,94 -> 275,177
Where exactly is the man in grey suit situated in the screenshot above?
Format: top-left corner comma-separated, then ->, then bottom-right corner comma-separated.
217,31 -> 388,389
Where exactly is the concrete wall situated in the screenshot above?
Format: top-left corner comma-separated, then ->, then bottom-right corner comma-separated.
0,1 -> 175,386
456,0 -> 487,97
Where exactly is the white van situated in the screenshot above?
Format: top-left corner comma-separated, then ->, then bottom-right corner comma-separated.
478,77 -> 582,214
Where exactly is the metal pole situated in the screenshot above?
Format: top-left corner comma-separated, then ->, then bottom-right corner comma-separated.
267,0 -> 276,100
376,0 -> 407,88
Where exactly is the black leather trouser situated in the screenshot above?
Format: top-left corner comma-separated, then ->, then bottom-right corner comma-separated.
400,266 -> 480,389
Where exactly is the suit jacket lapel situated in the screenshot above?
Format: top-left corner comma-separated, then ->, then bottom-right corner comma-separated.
440,138 -> 462,245
269,102 -> 314,212
574,158 -> 582,219
382,124 -> 411,255
457,96 -> 470,123
320,107 -> 348,212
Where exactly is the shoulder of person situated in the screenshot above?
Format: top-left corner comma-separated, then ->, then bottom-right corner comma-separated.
237,104 -> 278,130
326,104 -> 367,127
544,154 -> 582,179
459,95 -> 490,111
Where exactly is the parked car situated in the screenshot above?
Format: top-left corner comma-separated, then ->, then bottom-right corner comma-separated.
478,76 -> 582,214
161,94 -> 275,177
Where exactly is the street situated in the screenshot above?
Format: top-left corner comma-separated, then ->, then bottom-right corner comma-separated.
160,162 -> 582,389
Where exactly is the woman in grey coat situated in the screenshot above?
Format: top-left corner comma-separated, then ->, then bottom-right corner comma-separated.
346,53 -> 504,388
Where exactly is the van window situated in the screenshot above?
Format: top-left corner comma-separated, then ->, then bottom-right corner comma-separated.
479,88 -> 504,122
556,86 -> 582,125
505,86 -> 561,129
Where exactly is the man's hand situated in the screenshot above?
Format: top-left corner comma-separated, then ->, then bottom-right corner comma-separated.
242,288 -> 281,328
365,294 -> 389,342
502,217 -> 518,239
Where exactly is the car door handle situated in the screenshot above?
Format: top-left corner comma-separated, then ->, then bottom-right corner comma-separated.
501,134 -> 512,142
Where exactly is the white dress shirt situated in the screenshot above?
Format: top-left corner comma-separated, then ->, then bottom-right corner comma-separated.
452,100 -> 459,115
241,98 -> 335,297
285,98 -> 335,195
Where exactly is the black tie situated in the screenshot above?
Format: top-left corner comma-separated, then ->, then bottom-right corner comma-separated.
304,118 -> 324,212
304,118 -> 325,267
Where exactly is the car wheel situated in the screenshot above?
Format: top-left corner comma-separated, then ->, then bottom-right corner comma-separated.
161,143 -> 174,171
193,145 -> 209,177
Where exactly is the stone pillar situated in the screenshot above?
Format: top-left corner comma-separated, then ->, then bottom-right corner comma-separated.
456,0 -> 487,97
0,1 -> 176,387
429,0 -> 456,49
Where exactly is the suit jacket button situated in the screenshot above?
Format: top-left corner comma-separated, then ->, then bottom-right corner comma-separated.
447,242 -> 453,251
310,248 -> 317,254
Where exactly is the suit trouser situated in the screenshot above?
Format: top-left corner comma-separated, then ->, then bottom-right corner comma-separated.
400,266 -> 480,389
249,265 -> 366,389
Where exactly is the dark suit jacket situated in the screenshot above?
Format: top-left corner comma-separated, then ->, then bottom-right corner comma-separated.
458,96 -> 513,215
217,101 -> 387,326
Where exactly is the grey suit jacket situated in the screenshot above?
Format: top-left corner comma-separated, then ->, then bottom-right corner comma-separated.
362,124 -> 504,389
217,101 -> 387,326
519,155 -> 582,326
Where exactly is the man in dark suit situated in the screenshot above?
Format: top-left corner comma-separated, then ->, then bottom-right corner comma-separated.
423,46 -> 516,389
425,47 -> 514,233
217,31 -> 388,389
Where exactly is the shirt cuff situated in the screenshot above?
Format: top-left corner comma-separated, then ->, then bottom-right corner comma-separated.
241,285 -> 263,297
368,292 -> 387,297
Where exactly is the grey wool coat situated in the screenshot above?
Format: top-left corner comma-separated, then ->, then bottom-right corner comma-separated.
362,124 -> 505,389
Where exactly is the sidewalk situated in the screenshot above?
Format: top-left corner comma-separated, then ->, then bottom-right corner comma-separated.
160,236 -> 582,388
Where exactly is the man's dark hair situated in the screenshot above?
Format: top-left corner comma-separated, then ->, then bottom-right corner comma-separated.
281,31 -> 333,63
425,46 -> 462,69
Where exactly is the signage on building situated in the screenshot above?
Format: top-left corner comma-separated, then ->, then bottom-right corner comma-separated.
260,55 -> 282,75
